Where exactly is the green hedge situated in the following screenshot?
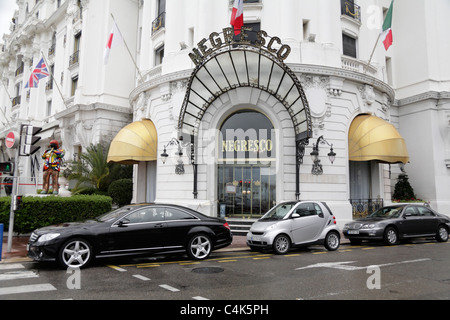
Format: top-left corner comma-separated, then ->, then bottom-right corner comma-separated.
0,195 -> 112,234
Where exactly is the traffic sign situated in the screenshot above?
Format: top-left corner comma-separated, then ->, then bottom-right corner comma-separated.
5,131 -> 18,149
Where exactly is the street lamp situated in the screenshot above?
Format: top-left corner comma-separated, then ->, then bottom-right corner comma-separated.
310,136 -> 336,175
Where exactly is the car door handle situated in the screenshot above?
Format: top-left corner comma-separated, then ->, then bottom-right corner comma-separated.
154,223 -> 164,228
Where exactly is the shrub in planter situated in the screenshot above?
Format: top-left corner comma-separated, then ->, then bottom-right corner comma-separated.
108,179 -> 133,207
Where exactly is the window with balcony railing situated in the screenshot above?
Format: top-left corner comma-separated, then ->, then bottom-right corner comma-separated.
152,12 -> 165,35
341,0 -> 361,22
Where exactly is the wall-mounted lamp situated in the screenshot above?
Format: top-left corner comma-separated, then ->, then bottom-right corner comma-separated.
310,136 -> 336,175
160,137 -> 185,175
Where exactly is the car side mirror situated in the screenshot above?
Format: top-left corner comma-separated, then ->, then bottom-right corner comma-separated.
118,218 -> 130,227
291,213 -> 300,219
403,212 -> 412,218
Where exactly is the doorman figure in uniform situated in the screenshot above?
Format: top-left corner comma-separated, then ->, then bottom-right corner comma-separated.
42,140 -> 65,194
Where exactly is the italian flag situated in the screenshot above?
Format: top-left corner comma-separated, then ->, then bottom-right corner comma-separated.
230,0 -> 244,35
381,1 -> 394,50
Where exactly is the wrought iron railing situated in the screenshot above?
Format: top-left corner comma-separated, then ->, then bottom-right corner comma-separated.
152,12 -> 165,35
69,50 -> 80,66
341,0 -> 361,22
350,198 -> 384,219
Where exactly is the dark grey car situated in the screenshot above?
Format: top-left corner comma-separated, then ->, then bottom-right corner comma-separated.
343,204 -> 450,245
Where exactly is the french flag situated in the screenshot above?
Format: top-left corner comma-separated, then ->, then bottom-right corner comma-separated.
230,0 -> 244,35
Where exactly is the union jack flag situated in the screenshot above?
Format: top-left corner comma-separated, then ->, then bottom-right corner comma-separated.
25,58 -> 49,88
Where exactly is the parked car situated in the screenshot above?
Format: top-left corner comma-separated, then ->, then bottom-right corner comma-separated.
246,201 -> 340,254
28,204 -> 232,268
343,204 -> 450,245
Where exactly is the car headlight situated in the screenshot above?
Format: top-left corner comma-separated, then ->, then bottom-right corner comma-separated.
37,233 -> 60,243
362,224 -> 375,229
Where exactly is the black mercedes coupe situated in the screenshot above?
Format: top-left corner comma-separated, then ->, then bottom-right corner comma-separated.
28,204 -> 232,268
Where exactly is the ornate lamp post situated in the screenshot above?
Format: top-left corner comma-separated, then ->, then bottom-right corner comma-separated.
310,136 -> 336,175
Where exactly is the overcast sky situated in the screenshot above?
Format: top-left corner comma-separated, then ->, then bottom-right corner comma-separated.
0,0 -> 18,38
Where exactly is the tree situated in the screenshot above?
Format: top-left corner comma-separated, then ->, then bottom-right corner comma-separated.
68,143 -> 132,194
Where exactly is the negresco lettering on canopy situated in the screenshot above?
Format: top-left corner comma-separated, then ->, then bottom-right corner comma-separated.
189,27 -> 292,66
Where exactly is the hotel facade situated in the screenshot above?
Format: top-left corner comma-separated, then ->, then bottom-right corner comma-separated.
1,0 -> 449,226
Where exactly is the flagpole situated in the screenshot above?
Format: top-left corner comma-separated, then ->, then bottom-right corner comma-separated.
40,51 -> 69,109
109,13 -> 145,83
364,33 -> 380,75
1,80 -> 12,125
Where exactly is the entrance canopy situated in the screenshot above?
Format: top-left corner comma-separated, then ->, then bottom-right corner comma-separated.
349,115 -> 409,164
178,28 -> 312,142
107,119 -> 158,165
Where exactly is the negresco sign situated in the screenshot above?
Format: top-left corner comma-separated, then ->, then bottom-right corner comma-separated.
189,27 -> 292,66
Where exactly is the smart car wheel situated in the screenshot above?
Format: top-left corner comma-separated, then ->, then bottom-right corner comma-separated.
324,231 -> 340,251
436,225 -> 449,242
273,234 -> 290,255
384,227 -> 398,245
59,238 -> 93,269
187,234 -> 212,260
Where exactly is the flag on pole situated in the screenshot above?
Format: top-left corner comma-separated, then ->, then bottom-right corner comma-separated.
104,22 -> 124,64
230,0 -> 244,35
381,1 -> 394,50
25,58 -> 49,88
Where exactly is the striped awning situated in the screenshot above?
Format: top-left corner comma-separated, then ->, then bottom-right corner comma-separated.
107,119 -> 158,164
349,115 -> 409,164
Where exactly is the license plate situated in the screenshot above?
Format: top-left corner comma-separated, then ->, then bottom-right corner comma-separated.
348,230 -> 359,235
252,235 -> 261,242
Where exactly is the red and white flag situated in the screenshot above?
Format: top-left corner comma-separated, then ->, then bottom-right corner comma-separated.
230,0 -> 244,35
104,22 -> 124,64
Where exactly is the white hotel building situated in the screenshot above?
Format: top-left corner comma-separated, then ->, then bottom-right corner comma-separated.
1,0 -> 449,226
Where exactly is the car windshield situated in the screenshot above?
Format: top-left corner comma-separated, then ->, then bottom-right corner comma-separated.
96,206 -> 135,222
260,202 -> 297,220
368,206 -> 404,219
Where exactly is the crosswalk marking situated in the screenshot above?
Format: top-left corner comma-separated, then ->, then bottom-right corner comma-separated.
0,283 -> 57,296
0,270 -> 39,281
0,263 -> 26,271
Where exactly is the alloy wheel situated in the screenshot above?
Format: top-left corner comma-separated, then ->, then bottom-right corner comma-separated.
188,235 -> 212,260
60,239 -> 92,268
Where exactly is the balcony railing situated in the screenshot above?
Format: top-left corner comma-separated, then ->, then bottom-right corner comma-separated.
152,12 -> 165,35
69,50 -> 80,66
341,0 -> 361,22
12,95 -> 21,107
350,198 -> 384,219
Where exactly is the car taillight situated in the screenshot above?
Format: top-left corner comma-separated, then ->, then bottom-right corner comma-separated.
223,222 -> 230,230
333,216 -> 337,224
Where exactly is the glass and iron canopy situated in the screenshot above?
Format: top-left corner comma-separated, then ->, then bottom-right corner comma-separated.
178,31 -> 312,142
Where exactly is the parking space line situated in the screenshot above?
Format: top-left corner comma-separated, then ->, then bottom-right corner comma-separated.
107,265 -> 127,272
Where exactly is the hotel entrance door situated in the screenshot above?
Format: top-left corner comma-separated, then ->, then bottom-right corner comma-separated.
218,164 -> 276,217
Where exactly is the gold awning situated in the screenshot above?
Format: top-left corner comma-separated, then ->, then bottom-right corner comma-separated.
107,119 -> 158,164
349,115 -> 409,164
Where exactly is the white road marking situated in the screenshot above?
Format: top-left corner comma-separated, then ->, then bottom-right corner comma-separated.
133,274 -> 151,281
0,263 -> 25,270
0,284 -> 57,296
295,258 -> 431,271
0,270 -> 39,281
193,296 -> 209,300
159,284 -> 180,292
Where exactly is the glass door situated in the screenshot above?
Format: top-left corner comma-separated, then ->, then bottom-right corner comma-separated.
218,164 -> 276,218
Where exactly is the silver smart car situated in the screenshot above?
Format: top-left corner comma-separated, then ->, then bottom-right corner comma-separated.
246,201 -> 340,254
